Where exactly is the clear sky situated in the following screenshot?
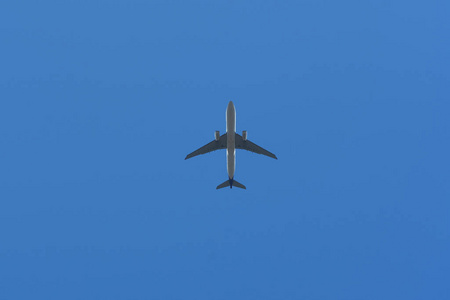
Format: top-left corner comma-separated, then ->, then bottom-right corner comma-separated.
1,0 -> 449,299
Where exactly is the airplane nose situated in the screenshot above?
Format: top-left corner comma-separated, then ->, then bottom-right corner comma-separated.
228,101 -> 234,109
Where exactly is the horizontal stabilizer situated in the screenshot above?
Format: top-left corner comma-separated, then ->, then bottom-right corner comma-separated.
232,180 -> 246,189
216,179 -> 247,190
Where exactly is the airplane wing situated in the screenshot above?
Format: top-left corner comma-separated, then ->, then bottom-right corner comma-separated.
185,133 -> 227,160
235,133 -> 277,159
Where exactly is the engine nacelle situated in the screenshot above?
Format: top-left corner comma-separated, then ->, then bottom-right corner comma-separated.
215,131 -> 220,141
242,130 -> 247,141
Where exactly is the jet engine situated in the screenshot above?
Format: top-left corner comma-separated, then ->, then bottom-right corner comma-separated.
215,131 -> 220,141
242,130 -> 247,141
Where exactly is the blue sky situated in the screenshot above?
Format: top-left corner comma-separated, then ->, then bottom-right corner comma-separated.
1,0 -> 449,299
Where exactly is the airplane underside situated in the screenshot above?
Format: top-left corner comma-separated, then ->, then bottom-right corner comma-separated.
185,101 -> 277,189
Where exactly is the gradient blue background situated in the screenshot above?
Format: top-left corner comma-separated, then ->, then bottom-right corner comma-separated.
1,0 -> 449,299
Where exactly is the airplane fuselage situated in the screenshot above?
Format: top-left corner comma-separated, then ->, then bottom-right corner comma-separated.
226,101 -> 236,179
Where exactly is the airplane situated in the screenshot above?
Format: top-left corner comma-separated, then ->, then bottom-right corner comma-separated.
185,101 -> 277,189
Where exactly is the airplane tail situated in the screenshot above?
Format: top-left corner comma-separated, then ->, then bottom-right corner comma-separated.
216,178 -> 246,190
